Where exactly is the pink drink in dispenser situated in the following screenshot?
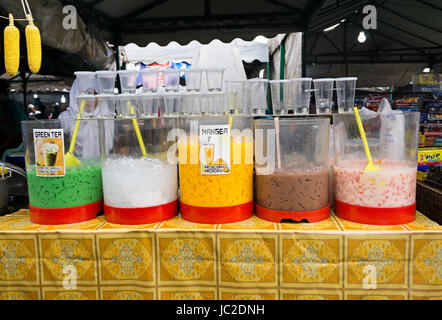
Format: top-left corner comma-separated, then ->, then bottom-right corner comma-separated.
333,111 -> 419,225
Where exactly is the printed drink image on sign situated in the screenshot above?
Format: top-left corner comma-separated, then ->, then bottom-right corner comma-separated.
33,128 -> 65,176
199,124 -> 230,175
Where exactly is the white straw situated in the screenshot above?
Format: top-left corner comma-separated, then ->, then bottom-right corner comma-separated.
274,117 -> 281,170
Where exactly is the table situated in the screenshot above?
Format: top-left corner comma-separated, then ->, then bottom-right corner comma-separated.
0,209 -> 441,300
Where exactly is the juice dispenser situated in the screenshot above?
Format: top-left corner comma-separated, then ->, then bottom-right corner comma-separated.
333,111 -> 420,224
21,119 -> 103,225
254,118 -> 330,222
99,118 -> 178,224
178,115 -> 253,224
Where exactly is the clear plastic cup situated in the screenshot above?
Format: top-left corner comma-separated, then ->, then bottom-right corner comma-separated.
206,92 -> 226,115
77,95 -> 97,118
138,93 -> 159,118
162,92 -> 181,117
269,80 -> 291,115
74,72 -> 96,95
313,78 -> 334,114
184,68 -> 203,92
117,70 -> 138,94
292,78 -> 311,114
205,67 -> 225,91
140,69 -> 160,93
225,80 -> 245,114
95,71 -> 116,94
162,69 -> 180,92
116,94 -> 138,118
335,77 -> 357,113
96,94 -> 116,118
245,79 -> 268,115
181,93 -> 202,116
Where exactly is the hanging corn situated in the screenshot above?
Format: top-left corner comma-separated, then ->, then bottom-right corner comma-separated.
25,14 -> 41,74
4,14 -> 20,76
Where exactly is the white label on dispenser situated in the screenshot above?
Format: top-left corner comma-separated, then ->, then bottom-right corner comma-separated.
199,124 -> 230,175
33,129 -> 65,177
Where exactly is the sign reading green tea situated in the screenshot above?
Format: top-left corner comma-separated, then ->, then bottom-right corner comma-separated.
33,129 -> 65,176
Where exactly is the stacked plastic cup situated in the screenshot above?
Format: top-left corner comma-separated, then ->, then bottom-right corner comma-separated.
184,68 -> 203,92
205,67 -> 225,91
313,78 -> 334,114
335,77 -> 357,113
225,80 -> 245,114
269,80 -> 291,115
182,93 -> 202,116
77,95 -> 97,118
96,95 -> 116,118
245,79 -> 268,115
117,70 -> 138,94
138,93 -> 159,118
117,94 -> 138,118
95,71 -> 117,94
292,78 -> 311,115
74,72 -> 96,95
163,92 -> 181,117
140,69 -> 160,92
162,69 -> 180,92
206,92 -> 226,115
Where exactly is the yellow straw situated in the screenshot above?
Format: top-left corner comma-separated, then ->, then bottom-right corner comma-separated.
129,102 -> 147,157
68,101 -> 85,154
353,107 -> 380,172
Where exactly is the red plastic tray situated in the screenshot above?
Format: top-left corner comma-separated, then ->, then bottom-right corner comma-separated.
29,201 -> 102,225
180,201 -> 253,224
255,203 -> 330,223
334,199 -> 416,225
104,200 -> 178,225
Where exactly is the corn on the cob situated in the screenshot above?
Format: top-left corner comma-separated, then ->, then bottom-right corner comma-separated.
4,14 -> 20,76
25,14 -> 41,74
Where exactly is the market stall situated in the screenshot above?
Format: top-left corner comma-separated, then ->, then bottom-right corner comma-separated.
0,0 -> 441,303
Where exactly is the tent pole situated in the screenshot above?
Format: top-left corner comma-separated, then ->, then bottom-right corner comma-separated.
116,45 -> 121,71
114,31 -> 122,71
280,40 -> 285,80
21,72 -> 27,110
302,31 -> 307,77
266,62 -> 271,113
344,21 -> 348,77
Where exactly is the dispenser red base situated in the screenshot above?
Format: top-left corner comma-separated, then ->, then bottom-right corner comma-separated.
334,199 -> 416,225
104,200 -> 178,225
29,201 -> 102,225
180,201 -> 253,224
255,203 -> 330,223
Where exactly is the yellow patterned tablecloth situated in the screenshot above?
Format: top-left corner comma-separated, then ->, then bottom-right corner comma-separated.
0,209 -> 441,300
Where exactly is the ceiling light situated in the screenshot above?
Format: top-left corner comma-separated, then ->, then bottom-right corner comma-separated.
358,31 -> 366,43
61,95 -> 66,103
323,23 -> 340,32
33,94 -> 38,99
423,67 -> 430,73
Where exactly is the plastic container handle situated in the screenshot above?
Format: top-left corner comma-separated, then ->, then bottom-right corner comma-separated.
0,162 -> 26,180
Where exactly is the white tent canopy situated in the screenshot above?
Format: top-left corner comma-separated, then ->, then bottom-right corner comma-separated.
123,39 -> 269,81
